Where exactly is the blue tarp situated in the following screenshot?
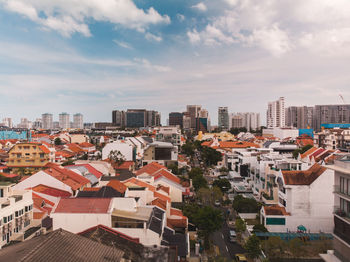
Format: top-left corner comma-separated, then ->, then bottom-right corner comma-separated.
255,232 -> 333,241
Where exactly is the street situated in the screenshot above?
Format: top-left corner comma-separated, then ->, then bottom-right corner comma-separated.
211,208 -> 246,260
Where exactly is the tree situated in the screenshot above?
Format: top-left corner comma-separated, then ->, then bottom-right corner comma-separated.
212,178 -> 231,193
229,127 -> 247,135
288,238 -> 304,258
197,188 -> 212,205
252,224 -> 268,233
188,167 -> 203,179
54,137 -> 62,145
108,150 -> 125,166
235,218 -> 247,234
212,186 -> 223,201
182,204 -> 200,224
181,142 -> 195,157
201,146 -> 222,166
245,234 -> 261,259
194,206 -> 223,250
292,144 -> 313,159
192,174 -> 208,191
263,236 -> 287,258
168,163 -> 179,175
233,195 -> 260,213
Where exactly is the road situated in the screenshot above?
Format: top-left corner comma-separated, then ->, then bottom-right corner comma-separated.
212,208 -> 246,259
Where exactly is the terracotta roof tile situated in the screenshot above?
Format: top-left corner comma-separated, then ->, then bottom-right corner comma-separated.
135,162 -> 166,176
53,198 -> 112,213
32,184 -> 72,197
107,180 -> 127,194
153,169 -> 180,184
263,205 -> 290,216
282,163 -> 326,185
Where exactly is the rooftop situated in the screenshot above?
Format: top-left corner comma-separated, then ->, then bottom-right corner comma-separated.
53,198 -> 112,214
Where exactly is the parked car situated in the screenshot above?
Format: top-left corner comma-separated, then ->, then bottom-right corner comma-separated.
229,230 -> 237,242
214,200 -> 221,207
235,254 -> 247,262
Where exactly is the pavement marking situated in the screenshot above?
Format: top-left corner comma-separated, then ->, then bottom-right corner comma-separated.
225,245 -> 228,252
221,233 -> 224,239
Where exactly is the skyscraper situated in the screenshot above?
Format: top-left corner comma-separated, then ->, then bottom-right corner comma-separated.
124,109 -> 161,128
286,106 -> 313,129
112,110 -> 126,128
267,97 -> 285,128
186,105 -> 202,129
59,112 -> 70,129
42,113 -> 53,130
314,104 -> 350,131
2,118 -> 13,128
218,107 -> 229,130
169,112 -> 183,128
73,113 -> 84,129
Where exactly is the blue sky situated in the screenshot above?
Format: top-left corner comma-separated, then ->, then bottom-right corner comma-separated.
0,0 -> 350,125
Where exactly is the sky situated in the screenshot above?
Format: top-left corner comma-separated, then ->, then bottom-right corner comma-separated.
0,0 -> 350,125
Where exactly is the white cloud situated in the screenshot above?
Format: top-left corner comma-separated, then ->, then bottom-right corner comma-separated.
145,32 -> 162,42
176,13 -> 185,22
0,0 -> 170,37
191,2 -> 207,12
113,39 -> 133,49
191,0 -> 350,56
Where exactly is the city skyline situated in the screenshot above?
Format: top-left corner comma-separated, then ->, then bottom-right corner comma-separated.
0,1 -> 350,125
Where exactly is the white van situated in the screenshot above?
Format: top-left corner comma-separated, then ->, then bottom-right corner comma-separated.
229,230 -> 237,242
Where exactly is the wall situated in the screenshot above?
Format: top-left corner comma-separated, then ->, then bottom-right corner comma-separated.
51,213 -> 111,233
13,171 -> 73,194
115,227 -> 161,246
102,141 -> 134,161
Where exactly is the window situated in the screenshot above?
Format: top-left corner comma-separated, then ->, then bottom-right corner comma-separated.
3,217 -> 7,224
266,217 -> 286,225
15,211 -> 18,217
40,153 -> 45,158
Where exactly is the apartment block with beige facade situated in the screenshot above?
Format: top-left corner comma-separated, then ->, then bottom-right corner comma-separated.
7,143 -> 50,172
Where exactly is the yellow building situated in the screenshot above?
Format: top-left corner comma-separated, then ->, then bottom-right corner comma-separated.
7,143 -> 50,172
196,131 -> 235,141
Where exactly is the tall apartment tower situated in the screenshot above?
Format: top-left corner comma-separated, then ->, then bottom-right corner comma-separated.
218,107 -> 229,130
286,106 -> 314,129
267,97 -> 285,128
186,105 -> 202,129
73,113 -> 84,129
2,118 -> 13,128
59,113 -> 70,129
42,113 -> 53,130
112,110 -> 126,128
314,104 -> 350,131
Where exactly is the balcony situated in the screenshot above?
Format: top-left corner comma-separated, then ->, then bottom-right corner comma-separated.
333,185 -> 350,201
334,215 -> 350,246
333,206 -> 350,223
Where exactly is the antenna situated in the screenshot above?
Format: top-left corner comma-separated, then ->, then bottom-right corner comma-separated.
339,94 -> 346,104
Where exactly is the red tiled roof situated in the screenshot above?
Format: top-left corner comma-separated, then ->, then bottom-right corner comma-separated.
300,147 -> 317,159
124,178 -> 156,192
167,218 -> 187,229
282,163 -> 326,185
82,187 -> 100,192
44,163 -> 90,190
32,192 -> 55,207
54,198 -> 112,213
153,169 -> 180,184
65,164 -> 103,179
114,161 -> 134,170
309,148 -> 326,160
157,185 -> 170,195
79,142 -> 95,148
107,180 -> 127,194
170,208 -> 184,217
151,198 -> 167,210
135,162 -> 166,176
0,172 -> 18,178
154,191 -> 171,203
39,145 -> 50,154
263,205 -> 290,216
32,184 -> 72,197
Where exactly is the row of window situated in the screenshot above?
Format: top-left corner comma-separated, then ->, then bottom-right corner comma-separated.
340,176 -> 350,196
2,205 -> 32,224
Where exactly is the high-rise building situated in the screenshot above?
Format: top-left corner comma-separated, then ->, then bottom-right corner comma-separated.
73,113 -> 84,129
124,109 -> 161,128
112,110 -> 126,128
42,113 -> 53,130
59,112 -> 70,129
169,112 -> 183,128
32,118 -> 42,130
218,107 -> 229,130
267,97 -> 285,128
2,118 -> 13,128
186,105 -> 202,129
196,109 -> 210,133
314,104 -> 350,131
182,112 -> 191,130
286,106 -> 314,129
17,118 -> 32,129
229,112 -> 260,131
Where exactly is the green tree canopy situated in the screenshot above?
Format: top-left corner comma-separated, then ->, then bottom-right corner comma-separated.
235,218 -> 246,233
201,146 -> 222,166
192,174 -> 208,191
244,234 -> 261,259
233,195 -> 260,213
262,236 -> 287,258
168,163 -> 179,175
108,150 -> 125,166
54,137 -> 62,145
292,144 -> 313,159
181,142 -> 195,156
212,178 -> 231,193
252,224 -> 268,233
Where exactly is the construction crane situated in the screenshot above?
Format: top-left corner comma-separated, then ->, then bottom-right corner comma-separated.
339,94 -> 346,104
